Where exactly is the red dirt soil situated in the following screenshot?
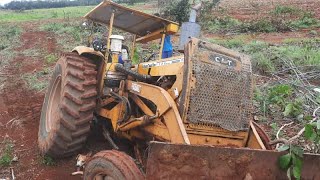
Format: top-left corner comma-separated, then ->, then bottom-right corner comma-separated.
219,0 -> 320,21
0,23 -> 79,180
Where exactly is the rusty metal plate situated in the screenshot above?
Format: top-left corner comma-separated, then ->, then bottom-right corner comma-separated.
186,47 -> 252,131
146,142 -> 320,180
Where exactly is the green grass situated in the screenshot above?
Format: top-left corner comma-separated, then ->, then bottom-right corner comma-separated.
0,50 -> 17,65
0,6 -> 94,22
23,71 -> 49,91
0,3 -> 155,23
41,22 -> 84,42
209,38 -> 245,49
0,24 -> 21,51
22,48 -> 43,57
0,24 -> 21,68
40,21 -> 89,51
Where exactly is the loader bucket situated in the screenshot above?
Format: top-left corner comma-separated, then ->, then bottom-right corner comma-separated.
146,142 -> 320,180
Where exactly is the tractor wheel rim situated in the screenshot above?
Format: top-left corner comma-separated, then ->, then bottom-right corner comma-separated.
46,75 -> 61,132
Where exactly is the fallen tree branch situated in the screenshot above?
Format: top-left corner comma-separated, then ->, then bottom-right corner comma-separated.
271,107 -> 320,147
269,138 -> 289,145
275,122 -> 294,148
276,122 -> 294,139
288,107 -> 320,142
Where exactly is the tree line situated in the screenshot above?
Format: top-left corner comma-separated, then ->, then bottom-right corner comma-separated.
1,0 -> 147,10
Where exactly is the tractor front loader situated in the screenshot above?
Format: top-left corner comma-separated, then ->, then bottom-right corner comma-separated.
38,1 -> 320,179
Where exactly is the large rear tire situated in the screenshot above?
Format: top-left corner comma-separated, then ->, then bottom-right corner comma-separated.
38,52 -> 97,158
84,150 -> 144,180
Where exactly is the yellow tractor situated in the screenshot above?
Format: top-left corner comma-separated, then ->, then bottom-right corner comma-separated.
38,1 -> 320,179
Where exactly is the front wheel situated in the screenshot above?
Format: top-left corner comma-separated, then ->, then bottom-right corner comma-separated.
84,150 -> 144,180
38,52 -> 98,158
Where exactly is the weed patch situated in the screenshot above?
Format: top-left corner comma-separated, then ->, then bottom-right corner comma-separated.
0,141 -> 14,167
240,19 -> 277,33
209,38 -> 320,75
203,5 -> 319,33
45,54 -> 58,64
271,5 -> 299,15
40,155 -> 55,166
23,71 -> 49,91
254,84 -> 304,120
41,22 -> 88,50
289,13 -> 320,29
0,24 -> 21,51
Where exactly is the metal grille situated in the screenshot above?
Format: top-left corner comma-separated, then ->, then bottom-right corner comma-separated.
186,57 -> 252,131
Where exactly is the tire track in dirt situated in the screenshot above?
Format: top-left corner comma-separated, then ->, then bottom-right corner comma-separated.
0,22 -> 79,180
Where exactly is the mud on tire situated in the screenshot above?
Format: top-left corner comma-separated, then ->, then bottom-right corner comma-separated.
38,52 -> 97,158
84,150 -> 144,180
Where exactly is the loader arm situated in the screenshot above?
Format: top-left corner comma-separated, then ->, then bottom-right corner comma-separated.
97,80 -> 191,144
125,80 -> 190,144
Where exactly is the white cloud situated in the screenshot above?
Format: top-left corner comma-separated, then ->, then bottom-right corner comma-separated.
0,0 -> 14,6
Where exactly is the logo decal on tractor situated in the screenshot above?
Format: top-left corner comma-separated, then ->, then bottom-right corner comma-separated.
142,58 -> 184,68
210,54 -> 236,67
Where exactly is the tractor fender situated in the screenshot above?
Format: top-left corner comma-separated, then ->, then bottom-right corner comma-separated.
72,46 -> 105,60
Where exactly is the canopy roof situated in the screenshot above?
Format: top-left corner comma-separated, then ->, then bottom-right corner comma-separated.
85,1 -> 179,37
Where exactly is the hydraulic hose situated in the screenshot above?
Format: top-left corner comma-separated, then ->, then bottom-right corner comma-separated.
110,91 -> 131,123
114,64 -> 151,82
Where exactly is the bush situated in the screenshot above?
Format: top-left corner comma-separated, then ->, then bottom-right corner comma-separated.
290,13 -> 320,29
162,0 -> 190,25
198,0 -> 221,23
271,5 -> 299,15
205,16 -> 241,32
239,19 -> 276,33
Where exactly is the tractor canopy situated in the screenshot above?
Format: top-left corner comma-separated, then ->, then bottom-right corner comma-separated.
84,1 -> 179,43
